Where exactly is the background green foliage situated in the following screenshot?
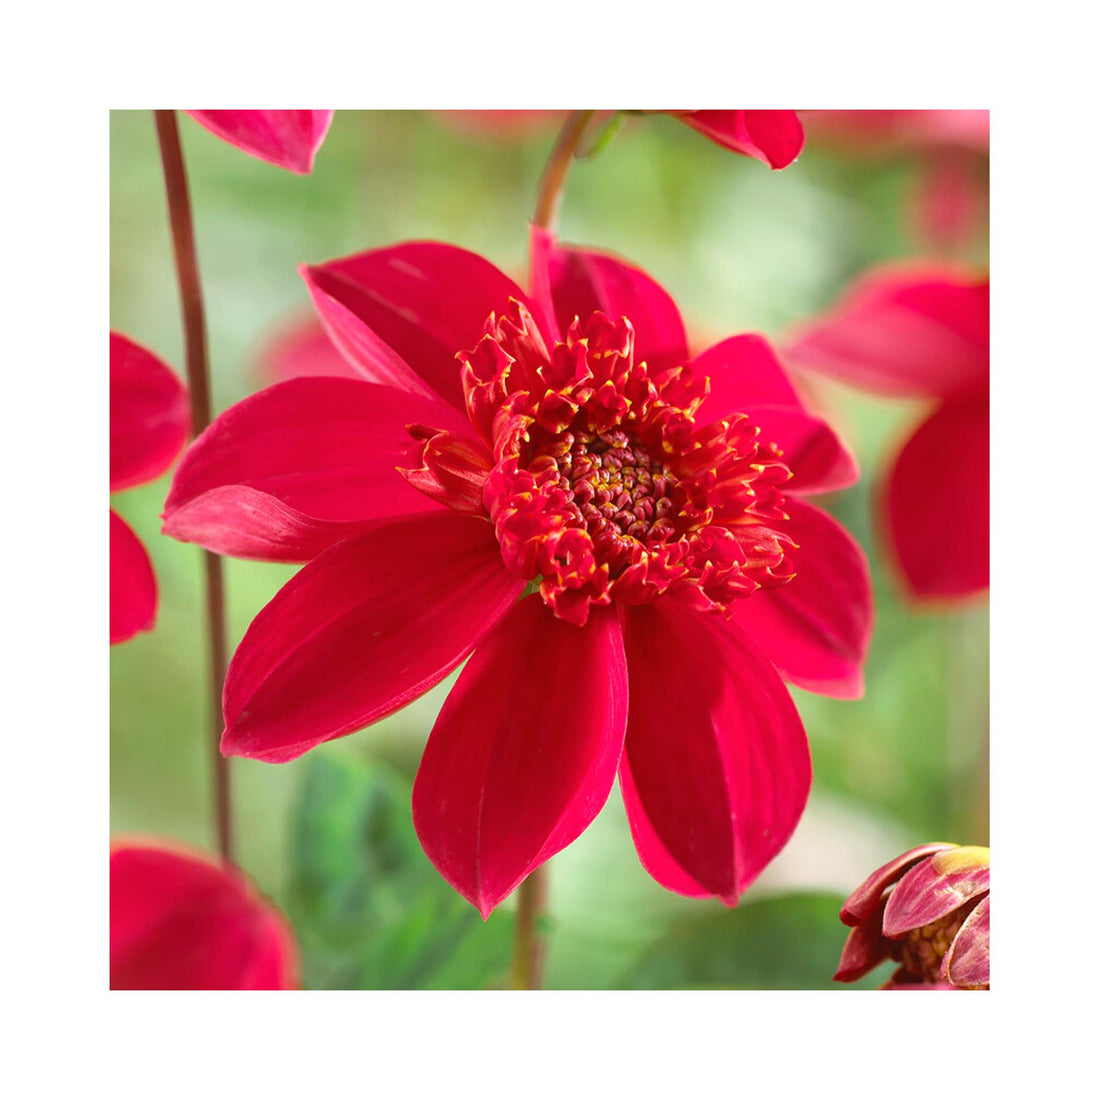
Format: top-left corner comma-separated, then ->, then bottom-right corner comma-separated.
110,110 -> 989,989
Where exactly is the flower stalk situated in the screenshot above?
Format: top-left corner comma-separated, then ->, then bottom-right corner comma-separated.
153,109 -> 234,864
531,110 -> 595,231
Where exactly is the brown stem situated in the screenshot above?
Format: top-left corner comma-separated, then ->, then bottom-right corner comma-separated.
531,110 -> 595,231
153,110 -> 234,865
510,866 -> 548,989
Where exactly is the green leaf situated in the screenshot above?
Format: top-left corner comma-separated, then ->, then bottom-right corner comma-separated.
288,753 -> 514,989
617,892 -> 888,990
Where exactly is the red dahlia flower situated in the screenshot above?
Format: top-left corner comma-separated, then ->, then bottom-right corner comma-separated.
185,111 -> 334,174
110,332 -> 189,644
163,232 -> 871,915
669,111 -> 804,169
110,839 -> 298,989
784,264 -> 989,602
835,842 -> 990,989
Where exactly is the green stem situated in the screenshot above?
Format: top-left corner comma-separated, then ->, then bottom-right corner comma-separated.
531,110 -> 595,231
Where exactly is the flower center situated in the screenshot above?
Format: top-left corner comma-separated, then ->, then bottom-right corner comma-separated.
898,909 -> 969,984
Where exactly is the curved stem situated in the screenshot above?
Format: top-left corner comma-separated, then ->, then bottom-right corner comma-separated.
510,866 -> 548,989
531,110 -> 595,231
153,110 -> 234,865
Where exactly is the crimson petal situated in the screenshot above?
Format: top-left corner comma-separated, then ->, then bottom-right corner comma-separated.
733,499 -> 872,699
834,898 -> 892,982
163,377 -> 467,562
110,510 -> 157,645
222,513 -> 523,763
883,849 -> 990,937
886,395 -> 989,600
110,332 -> 189,492
942,895 -> 990,988
186,110 -> 333,174
413,599 -> 628,917
620,600 -> 810,903
840,843 -> 957,926
675,110 -> 805,169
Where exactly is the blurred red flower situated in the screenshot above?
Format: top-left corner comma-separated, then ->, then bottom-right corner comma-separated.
164,233 -> 870,916
110,332 -> 189,644
186,111 -> 334,174
834,842 -> 990,989
784,264 -> 989,602
110,839 -> 298,989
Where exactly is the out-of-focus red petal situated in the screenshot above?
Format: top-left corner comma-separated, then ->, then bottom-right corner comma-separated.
733,499 -> 872,699
257,313 -> 362,384
619,600 -> 810,903
942,894 -> 990,988
412,600 -> 628,917
674,110 -> 805,169
886,394 -> 989,601
883,846 -> 990,937
693,334 -> 858,494
185,110 -> 333,174
804,110 -> 989,155
536,234 -> 689,375
221,513 -> 523,763
110,332 -> 189,492
110,509 -> 157,645
784,265 -> 989,399
302,242 -> 545,411
163,377 -> 467,562
840,843 -> 957,926
834,898 -> 892,982
110,839 -> 298,990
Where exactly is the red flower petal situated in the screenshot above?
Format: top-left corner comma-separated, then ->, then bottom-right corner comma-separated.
257,313 -> 362,384
882,846 -> 990,937
110,509 -> 157,645
534,233 -> 689,375
834,898 -> 892,982
110,839 -> 298,990
942,894 -> 990,988
784,266 -> 989,400
674,110 -> 805,169
222,513 -> 523,763
840,843 -> 957,926
302,242 -> 544,411
693,334 -> 858,494
412,599 -> 628,917
185,110 -> 333,174
886,394 -> 989,600
619,600 -> 810,903
733,499 -> 872,699
110,332 -> 189,492
163,377 -> 467,562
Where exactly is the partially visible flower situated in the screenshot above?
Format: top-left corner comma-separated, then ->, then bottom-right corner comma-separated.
111,839 -> 298,989
110,332 -> 189,644
186,111 -> 334,174
784,264 -> 989,602
835,842 -> 990,989
669,110 -> 805,169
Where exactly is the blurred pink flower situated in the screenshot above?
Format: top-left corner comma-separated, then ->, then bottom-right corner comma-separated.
110,332 -> 189,644
186,111 -> 334,174
835,842 -> 990,989
111,839 -> 298,989
784,264 -> 989,602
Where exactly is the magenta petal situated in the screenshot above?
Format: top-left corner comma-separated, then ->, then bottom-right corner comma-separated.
258,313 -> 362,384
110,839 -> 298,990
110,510 -> 157,645
222,513 -> 523,763
840,843 -> 957,926
734,499 -> 872,699
110,332 -> 189,492
784,266 -> 989,399
413,600 -> 628,917
886,395 -> 989,601
883,852 -> 990,937
942,895 -> 990,988
163,377 -> 468,562
834,899 -> 892,982
185,110 -> 333,174
620,600 -> 810,903
675,110 -> 805,169
539,237 -> 688,375
303,242 -> 544,411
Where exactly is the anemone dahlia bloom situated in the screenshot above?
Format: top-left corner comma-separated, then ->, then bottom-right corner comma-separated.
163,232 -> 871,916
835,843 -> 990,989
110,332 -> 189,644
110,839 -> 298,989
785,264 -> 989,602
185,111 -> 334,174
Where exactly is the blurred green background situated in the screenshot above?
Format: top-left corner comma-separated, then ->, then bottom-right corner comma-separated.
109,110 -> 989,989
